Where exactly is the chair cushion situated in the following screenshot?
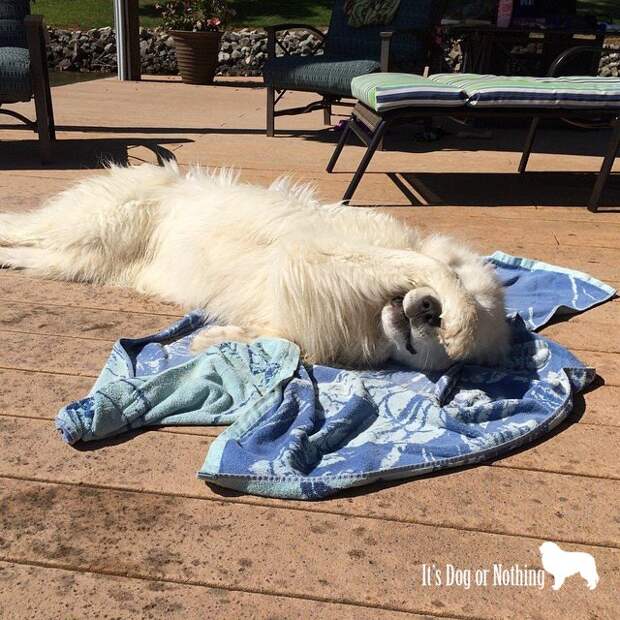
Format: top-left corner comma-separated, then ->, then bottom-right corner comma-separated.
263,54 -> 380,97
430,73 -> 620,109
326,0 -> 437,71
351,72 -> 620,112
0,46 -> 31,103
351,72 -> 467,111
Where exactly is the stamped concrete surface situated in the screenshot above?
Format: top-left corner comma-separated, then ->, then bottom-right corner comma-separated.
0,76 -> 618,619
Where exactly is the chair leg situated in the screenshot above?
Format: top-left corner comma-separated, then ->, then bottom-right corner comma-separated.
326,119 -> 352,173
342,120 -> 388,204
266,85 -> 275,137
588,116 -> 620,212
27,26 -> 55,162
45,71 -> 56,141
518,117 -> 540,174
323,99 -> 332,126
32,72 -> 55,163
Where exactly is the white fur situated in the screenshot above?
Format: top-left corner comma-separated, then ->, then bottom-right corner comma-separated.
539,542 -> 599,590
0,162 -> 509,369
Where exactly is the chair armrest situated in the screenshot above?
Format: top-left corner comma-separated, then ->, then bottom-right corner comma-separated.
24,15 -> 49,78
25,15 -> 50,46
265,23 -> 325,59
548,45 -> 603,77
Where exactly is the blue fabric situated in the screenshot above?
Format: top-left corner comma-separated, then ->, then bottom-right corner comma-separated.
56,253 -> 616,500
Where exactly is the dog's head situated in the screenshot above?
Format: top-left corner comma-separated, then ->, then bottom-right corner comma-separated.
380,236 -> 510,371
539,541 -> 560,557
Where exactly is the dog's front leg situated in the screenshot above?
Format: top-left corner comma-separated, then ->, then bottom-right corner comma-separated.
551,575 -> 565,591
190,324 -> 276,353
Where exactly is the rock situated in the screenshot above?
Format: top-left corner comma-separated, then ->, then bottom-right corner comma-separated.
56,25 -> 538,78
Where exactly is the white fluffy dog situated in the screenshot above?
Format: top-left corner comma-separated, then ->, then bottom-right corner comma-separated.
0,163 -> 509,370
539,542 -> 599,590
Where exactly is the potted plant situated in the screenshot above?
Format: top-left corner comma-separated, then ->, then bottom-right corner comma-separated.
156,0 -> 235,84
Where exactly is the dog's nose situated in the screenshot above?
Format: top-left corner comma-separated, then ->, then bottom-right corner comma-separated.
404,291 -> 442,328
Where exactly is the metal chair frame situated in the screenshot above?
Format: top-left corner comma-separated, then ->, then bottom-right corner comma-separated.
0,14 -> 56,162
327,46 -> 617,211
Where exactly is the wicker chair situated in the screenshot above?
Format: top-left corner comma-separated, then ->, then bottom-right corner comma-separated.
262,0 -> 443,136
0,0 -> 55,161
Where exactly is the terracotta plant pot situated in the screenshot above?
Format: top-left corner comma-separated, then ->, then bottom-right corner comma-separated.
171,30 -> 222,85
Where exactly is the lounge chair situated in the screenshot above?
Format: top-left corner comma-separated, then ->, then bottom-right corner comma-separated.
262,0 -> 445,136
0,0 -> 55,162
327,47 -> 618,211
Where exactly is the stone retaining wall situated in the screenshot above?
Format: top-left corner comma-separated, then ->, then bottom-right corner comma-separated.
46,27 -> 323,76
46,26 -> 616,77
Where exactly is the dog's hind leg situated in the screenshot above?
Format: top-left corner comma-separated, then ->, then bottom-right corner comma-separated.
0,246 -> 90,281
583,568 -> 599,590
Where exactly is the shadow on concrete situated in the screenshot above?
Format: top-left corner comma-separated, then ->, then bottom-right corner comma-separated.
331,170 -> 620,209
40,121 -> 614,161
0,136 -> 190,170
377,121 -> 614,158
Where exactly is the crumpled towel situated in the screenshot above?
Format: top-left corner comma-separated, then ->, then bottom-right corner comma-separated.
56,252 -> 615,500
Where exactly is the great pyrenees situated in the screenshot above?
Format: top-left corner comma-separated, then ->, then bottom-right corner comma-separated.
539,542 -> 599,590
0,163 -> 509,370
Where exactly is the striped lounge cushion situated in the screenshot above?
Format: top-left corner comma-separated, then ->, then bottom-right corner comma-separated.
430,74 -> 620,109
351,73 -> 467,112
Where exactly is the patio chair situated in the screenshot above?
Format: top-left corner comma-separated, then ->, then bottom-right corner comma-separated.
262,0 -> 445,136
327,48 -> 618,212
0,0 -> 55,162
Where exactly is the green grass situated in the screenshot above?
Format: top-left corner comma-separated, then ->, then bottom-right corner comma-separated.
34,0 -> 619,30
578,1 -> 620,23
36,0 -> 161,29
35,0 -> 333,30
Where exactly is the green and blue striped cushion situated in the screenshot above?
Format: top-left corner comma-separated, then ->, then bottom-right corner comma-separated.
430,73 -> 620,109
351,72 -> 620,112
351,73 -> 466,111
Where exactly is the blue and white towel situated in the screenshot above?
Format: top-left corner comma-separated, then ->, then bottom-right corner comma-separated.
56,253 -> 615,500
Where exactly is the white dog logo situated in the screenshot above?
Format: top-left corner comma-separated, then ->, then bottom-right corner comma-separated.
539,542 -> 599,590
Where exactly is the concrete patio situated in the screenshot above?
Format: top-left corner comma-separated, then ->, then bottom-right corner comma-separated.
0,76 -> 618,619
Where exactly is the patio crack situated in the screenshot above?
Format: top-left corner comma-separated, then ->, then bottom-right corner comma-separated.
1,474 -> 618,552
0,555 -> 478,620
